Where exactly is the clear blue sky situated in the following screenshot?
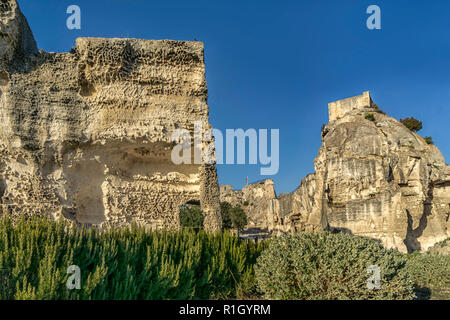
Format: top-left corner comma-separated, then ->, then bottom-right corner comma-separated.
20,0 -> 450,194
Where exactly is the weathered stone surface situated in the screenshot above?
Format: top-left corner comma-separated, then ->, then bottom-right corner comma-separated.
222,92 -> 449,252
0,0 -> 37,69
0,0 -> 221,231
220,180 -> 278,230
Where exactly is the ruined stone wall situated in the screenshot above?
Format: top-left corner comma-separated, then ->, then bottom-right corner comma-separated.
0,0 -> 221,231
328,91 -> 373,122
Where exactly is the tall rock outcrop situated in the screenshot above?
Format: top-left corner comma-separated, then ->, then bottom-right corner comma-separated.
222,92 -> 449,252
308,91 -> 449,252
0,0 -> 221,230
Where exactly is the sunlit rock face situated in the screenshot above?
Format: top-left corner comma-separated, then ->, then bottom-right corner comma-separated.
0,0 -> 221,231
312,91 -> 449,252
222,92 -> 449,252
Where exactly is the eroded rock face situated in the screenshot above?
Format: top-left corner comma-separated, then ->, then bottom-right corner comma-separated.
0,0 -> 37,68
222,92 -> 449,252
220,180 -> 279,230
315,92 -> 449,252
0,0 -> 221,231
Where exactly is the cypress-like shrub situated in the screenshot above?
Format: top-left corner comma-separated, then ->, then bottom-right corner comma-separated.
255,232 -> 415,300
0,216 -> 266,300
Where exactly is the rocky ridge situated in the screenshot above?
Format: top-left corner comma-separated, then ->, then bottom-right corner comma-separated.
221,92 -> 450,252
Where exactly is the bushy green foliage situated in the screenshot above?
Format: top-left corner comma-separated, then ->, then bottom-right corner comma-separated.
400,117 -> 423,132
179,204 -> 204,230
255,232 -> 415,300
0,216 -> 266,300
424,136 -> 434,145
220,202 -> 233,229
230,206 -> 247,235
220,202 -> 247,233
365,113 -> 375,121
405,252 -> 450,290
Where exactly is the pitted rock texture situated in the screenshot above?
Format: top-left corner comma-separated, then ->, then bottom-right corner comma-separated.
222,92 -> 449,252
0,0 -> 221,231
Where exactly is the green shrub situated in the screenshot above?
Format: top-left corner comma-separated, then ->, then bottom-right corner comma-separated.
405,252 -> 450,291
400,117 -> 423,132
0,216 -> 266,300
424,136 -> 434,145
255,232 -> 415,300
220,202 -> 248,234
179,204 -> 204,230
220,202 -> 233,229
230,206 -> 247,236
365,113 -> 375,121
436,237 -> 450,247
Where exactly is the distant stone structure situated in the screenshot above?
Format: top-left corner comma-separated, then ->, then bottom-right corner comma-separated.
0,0 -> 221,230
328,91 -> 373,122
221,92 -> 450,252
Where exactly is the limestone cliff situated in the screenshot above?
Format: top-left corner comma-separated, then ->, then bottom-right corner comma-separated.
0,0 -> 222,230
222,92 -> 450,252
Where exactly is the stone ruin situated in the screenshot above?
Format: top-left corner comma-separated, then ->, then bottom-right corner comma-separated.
221,92 -> 450,252
0,0 -> 222,230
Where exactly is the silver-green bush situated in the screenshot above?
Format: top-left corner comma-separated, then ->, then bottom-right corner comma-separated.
255,232 -> 415,300
405,251 -> 450,296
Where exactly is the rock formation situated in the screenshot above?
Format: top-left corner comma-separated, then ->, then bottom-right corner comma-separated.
220,180 -> 279,230
0,0 -> 222,230
221,92 -> 449,252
